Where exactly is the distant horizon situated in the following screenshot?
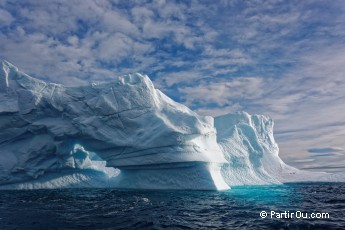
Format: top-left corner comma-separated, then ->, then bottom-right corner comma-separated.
1,0 -> 345,172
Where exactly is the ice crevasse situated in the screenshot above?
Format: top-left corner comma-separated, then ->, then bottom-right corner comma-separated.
0,60 -> 339,190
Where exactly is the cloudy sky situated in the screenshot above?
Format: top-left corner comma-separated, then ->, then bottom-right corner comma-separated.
1,0 -> 345,172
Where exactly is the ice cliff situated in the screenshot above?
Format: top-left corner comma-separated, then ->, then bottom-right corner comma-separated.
0,61 -> 227,190
215,112 -> 310,186
0,61 -> 341,190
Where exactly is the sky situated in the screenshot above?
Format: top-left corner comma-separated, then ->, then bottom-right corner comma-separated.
1,0 -> 345,172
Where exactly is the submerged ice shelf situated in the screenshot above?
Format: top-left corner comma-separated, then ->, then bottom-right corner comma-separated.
0,61 -> 342,190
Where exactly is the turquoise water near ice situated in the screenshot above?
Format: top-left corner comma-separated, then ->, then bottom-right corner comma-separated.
0,183 -> 344,229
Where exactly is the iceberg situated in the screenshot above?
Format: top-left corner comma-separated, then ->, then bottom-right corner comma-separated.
0,60 -> 342,190
0,61 -> 228,190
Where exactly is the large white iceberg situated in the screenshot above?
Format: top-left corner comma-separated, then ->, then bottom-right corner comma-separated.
0,61 -> 228,190
0,61 -> 342,190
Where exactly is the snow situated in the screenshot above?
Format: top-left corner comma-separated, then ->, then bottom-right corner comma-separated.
0,60 -> 343,190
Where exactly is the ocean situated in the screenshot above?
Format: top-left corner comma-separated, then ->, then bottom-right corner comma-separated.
0,183 -> 344,229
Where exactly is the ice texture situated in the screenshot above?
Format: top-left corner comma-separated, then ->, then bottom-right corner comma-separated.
216,112 -> 283,185
0,60 -> 343,190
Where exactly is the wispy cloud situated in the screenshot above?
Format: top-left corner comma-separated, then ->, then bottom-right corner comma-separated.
308,147 -> 345,154
179,77 -> 264,108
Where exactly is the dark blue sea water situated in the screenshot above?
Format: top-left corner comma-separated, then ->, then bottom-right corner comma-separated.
0,183 -> 344,229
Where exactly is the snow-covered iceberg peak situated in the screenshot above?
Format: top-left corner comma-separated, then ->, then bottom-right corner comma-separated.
0,60 -> 228,190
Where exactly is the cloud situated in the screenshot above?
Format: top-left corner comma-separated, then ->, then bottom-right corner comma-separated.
0,0 -> 219,85
0,8 -> 13,25
194,103 -> 243,117
179,77 -> 264,108
292,159 -> 315,163
308,147 -> 345,154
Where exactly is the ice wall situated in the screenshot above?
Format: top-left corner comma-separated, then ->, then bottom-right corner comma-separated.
0,61 -> 228,190
215,112 -> 297,185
